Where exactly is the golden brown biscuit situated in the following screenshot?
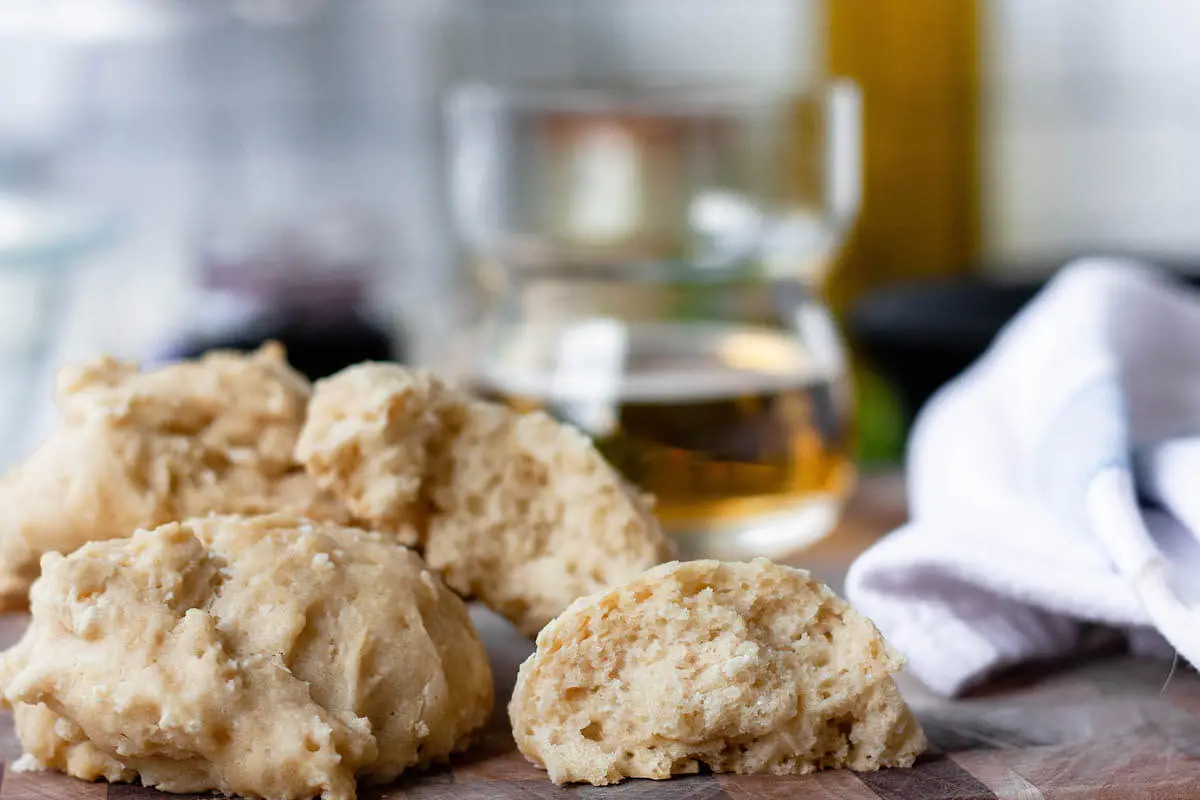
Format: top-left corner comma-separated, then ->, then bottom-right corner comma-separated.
0,514 -> 493,800
0,344 -> 346,609
296,363 -> 671,636
509,558 -> 926,785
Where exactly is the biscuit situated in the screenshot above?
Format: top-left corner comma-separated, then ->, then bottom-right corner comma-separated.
296,363 -> 671,636
509,558 -> 926,785
0,344 -> 346,609
0,514 -> 494,800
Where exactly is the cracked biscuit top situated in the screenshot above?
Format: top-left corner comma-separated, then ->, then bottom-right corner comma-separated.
0,513 -> 493,800
0,343 -> 346,610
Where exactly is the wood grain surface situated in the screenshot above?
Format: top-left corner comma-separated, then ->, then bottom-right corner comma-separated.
1,475 -> 1198,799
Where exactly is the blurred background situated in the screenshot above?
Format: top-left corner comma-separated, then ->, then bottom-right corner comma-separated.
1,0 -> 1197,527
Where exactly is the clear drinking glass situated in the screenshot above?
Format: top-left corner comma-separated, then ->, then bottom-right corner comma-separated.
445,81 -> 861,559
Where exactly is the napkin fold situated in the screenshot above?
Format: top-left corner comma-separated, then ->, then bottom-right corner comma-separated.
846,258 -> 1200,696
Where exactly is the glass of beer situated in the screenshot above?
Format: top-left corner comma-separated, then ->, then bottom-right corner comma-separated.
445,81 -> 861,560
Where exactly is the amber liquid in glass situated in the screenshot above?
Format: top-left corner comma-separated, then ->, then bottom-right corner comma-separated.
472,323 -> 855,558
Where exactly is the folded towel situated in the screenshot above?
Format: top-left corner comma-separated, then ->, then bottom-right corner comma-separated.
845,258 -> 1200,696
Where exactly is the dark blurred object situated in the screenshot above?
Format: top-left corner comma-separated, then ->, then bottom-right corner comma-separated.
171,314 -> 396,383
849,261 -> 1200,426
849,277 -> 1036,426
166,207 -> 404,381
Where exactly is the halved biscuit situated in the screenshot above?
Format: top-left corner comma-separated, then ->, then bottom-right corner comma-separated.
509,558 -> 926,785
296,363 -> 672,636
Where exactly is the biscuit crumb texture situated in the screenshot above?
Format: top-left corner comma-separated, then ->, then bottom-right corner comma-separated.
0,514 -> 493,800
296,363 -> 671,636
509,558 -> 926,786
0,344 -> 347,610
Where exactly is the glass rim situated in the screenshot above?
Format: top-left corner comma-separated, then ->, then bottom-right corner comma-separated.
445,78 -> 859,116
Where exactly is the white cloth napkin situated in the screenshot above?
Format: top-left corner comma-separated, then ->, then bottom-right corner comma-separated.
845,258 -> 1200,696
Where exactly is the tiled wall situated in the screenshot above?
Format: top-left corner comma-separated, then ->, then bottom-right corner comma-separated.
982,0 -> 1200,273
6,0 -> 1199,464
0,0 -> 820,464
448,0 -> 819,86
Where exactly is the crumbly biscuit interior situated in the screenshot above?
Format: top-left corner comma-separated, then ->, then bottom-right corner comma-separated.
510,559 -> 925,785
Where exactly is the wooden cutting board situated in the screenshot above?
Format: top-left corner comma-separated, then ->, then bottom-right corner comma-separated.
2,478 -> 1199,799
1,610 -> 1199,800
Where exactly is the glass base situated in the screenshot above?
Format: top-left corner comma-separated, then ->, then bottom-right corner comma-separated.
666,492 -> 846,561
